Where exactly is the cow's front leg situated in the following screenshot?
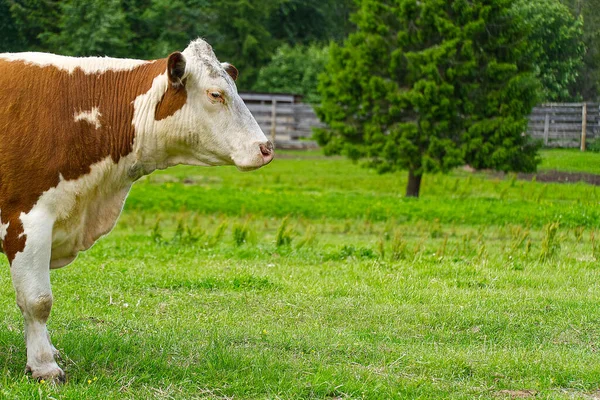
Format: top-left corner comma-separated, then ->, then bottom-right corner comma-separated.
9,212 -> 64,383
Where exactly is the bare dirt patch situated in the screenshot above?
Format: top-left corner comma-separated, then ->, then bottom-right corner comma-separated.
476,167 -> 600,185
518,170 -> 600,185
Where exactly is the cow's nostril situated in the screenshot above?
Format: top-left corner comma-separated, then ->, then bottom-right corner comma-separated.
259,142 -> 273,156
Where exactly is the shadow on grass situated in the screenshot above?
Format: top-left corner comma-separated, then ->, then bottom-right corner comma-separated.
0,324 -> 409,398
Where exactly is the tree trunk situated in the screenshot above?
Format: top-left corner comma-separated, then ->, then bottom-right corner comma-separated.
406,169 -> 422,198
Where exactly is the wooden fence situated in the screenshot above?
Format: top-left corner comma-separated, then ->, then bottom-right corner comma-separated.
528,103 -> 600,149
241,94 -> 600,151
240,92 -> 324,149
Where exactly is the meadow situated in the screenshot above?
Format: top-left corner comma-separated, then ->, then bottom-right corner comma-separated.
2,149 -> 600,398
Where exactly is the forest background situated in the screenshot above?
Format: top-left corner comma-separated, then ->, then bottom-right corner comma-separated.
1,0 -> 599,103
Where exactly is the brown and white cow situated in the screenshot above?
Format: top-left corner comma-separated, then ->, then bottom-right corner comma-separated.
0,38 -> 273,382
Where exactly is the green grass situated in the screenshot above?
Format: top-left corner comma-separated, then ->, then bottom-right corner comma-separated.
540,148 -> 600,174
2,149 -> 600,398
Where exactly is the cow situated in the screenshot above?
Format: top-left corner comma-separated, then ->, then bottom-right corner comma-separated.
0,38 -> 274,383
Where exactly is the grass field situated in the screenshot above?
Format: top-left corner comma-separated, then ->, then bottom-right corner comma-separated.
3,149 -> 600,398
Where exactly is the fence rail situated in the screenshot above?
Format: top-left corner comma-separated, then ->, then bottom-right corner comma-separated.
240,94 -> 600,151
528,103 -> 600,149
240,92 -> 324,149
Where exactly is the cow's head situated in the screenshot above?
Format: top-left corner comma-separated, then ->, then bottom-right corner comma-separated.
151,38 -> 273,171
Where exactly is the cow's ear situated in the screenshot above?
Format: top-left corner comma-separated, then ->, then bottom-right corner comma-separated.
167,52 -> 187,87
222,63 -> 238,81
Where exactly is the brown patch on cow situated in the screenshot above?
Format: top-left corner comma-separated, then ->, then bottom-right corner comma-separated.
0,57 -> 170,262
155,84 -> 187,121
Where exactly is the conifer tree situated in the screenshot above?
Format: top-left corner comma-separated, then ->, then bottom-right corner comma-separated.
315,0 -> 541,197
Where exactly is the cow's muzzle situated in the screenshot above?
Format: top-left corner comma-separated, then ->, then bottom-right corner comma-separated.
259,141 -> 274,165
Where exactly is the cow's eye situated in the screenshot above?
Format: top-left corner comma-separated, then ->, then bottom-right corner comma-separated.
207,90 -> 225,104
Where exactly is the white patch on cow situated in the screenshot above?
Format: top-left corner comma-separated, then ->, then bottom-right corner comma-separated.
0,52 -> 149,74
74,107 -> 102,129
11,206 -> 63,380
130,71 -> 204,172
0,210 -> 8,241
9,154 -> 135,269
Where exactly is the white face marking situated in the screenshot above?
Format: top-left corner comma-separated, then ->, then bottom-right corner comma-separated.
0,210 -> 8,241
155,38 -> 271,170
0,52 -> 149,74
74,107 -> 102,129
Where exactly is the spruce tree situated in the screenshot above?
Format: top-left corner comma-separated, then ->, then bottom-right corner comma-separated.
315,0 -> 541,197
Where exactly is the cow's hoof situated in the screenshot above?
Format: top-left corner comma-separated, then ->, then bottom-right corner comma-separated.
27,364 -> 66,384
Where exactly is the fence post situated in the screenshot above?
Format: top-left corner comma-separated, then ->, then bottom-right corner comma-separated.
581,103 -> 588,151
543,113 -> 550,146
270,99 -> 277,143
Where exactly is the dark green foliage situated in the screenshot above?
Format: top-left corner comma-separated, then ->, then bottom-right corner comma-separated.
123,0 -> 209,59
8,0 -> 61,51
0,0 -> 25,52
40,0 -> 132,57
513,0 -> 585,101
587,138 -> 600,153
267,0 -> 355,45
253,44 -> 328,103
201,0 -> 354,89
560,0 -> 600,100
4,0 -> 355,90
4,0 -> 593,101
2,0 -> 596,102
202,0 -> 280,90
315,0 -> 542,197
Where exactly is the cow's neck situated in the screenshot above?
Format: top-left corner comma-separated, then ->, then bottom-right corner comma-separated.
128,65 -> 195,179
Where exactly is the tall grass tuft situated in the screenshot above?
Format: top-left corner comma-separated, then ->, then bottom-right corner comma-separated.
430,219 -> 442,239
296,225 -> 317,250
209,221 -> 228,247
591,230 -> 600,261
510,226 -> 530,254
536,186 -> 548,203
461,233 -> 473,257
539,222 -> 560,262
172,219 -> 204,245
476,234 -> 487,261
377,236 -> 385,259
437,235 -> 448,258
276,217 -> 294,247
391,230 -> 407,261
574,226 -> 585,243
151,218 -> 163,244
232,222 -> 252,246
